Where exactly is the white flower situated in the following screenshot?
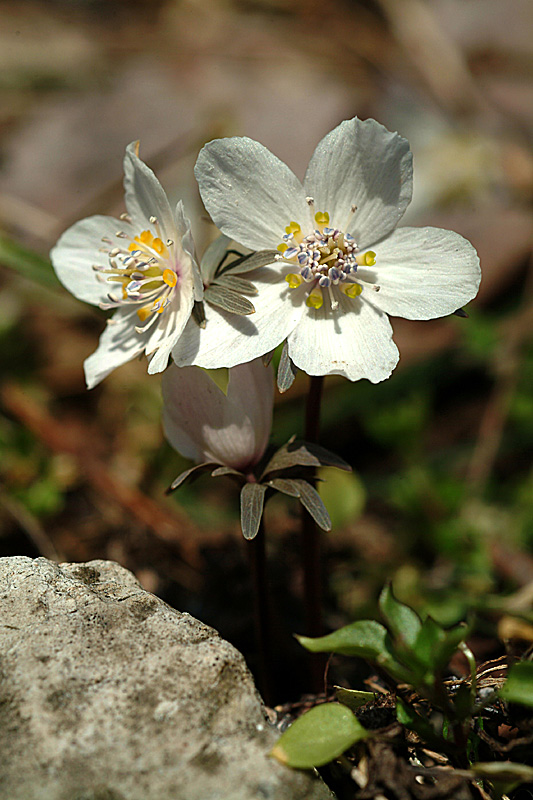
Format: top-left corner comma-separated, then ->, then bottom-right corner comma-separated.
162,359 -> 273,472
173,117 -> 481,382
50,142 -> 202,388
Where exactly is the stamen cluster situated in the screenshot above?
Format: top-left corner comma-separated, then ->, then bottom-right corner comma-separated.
94,217 -> 178,333
279,212 -> 376,310
282,224 -> 358,288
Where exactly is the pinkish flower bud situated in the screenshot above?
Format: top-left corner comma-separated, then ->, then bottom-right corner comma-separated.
162,359 -> 273,472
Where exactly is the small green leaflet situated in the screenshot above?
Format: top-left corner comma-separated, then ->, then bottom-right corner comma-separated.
271,703 -> 368,769
500,661 -> 533,708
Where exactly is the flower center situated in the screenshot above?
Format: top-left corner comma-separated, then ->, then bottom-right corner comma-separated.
278,207 -> 376,311
95,215 -> 179,331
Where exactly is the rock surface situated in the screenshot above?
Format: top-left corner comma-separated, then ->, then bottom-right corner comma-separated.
0,557 -> 331,800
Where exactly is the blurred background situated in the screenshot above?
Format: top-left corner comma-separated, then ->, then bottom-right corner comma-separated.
0,0 -> 532,701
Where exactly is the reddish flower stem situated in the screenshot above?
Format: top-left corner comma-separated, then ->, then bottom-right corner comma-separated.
302,374 -> 326,693
247,518 -> 273,706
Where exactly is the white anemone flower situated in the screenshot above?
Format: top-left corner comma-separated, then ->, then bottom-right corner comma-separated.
174,117 -> 481,382
50,142 -> 202,388
162,359 -> 273,473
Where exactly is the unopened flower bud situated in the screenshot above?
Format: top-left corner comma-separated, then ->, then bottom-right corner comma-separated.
162,358 -> 273,472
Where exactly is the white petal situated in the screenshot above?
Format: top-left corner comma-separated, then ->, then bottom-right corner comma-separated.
145,261 -> 197,375
361,227 -> 481,320
172,264 -> 305,369
303,118 -> 413,249
175,200 -> 203,302
288,293 -> 399,383
226,359 -> 274,467
146,330 -> 176,375
162,366 -> 214,463
194,137 -> 311,251
162,359 -> 273,470
50,215 -> 127,306
84,308 -> 145,389
123,142 -> 175,239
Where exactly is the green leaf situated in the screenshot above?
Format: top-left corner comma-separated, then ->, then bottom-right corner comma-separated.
240,482 -> 267,540
271,703 -> 368,768
500,661 -> 533,708
379,585 -> 422,649
204,285 -> 255,315
413,617 -> 468,672
277,340 -> 297,393
470,762 -> 533,798
297,619 -> 391,660
298,620 -> 411,682
0,233 -> 61,291
336,687 -> 375,711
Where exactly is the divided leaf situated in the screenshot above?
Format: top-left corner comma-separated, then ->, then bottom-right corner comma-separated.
218,249 -> 279,276
267,477 -> 301,497
262,349 -> 275,367
204,285 -> 255,315
292,479 -> 332,531
214,275 -> 258,295
277,341 -> 298,393
240,482 -> 267,540
271,703 -> 368,769
167,462 -> 218,492
267,478 -> 331,531
261,438 -> 350,478
211,465 -> 244,480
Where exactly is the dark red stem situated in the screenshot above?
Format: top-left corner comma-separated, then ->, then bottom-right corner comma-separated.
247,518 -> 273,706
302,375 -> 325,692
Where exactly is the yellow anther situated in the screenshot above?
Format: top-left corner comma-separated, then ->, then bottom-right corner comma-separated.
314,211 -> 330,226
152,237 -> 167,255
139,230 -> 153,245
342,282 -> 363,298
285,221 -> 301,235
277,242 -> 288,253
154,300 -> 166,314
163,268 -> 177,287
285,273 -> 303,289
137,306 -> 151,322
306,289 -> 324,309
356,250 -> 376,267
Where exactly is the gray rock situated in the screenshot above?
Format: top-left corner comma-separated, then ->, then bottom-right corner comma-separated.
0,557 -> 332,800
